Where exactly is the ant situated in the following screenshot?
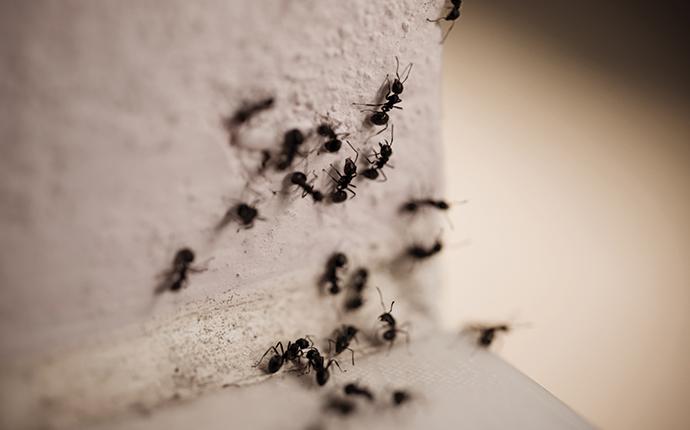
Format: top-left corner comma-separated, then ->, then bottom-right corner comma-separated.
317,121 -> 348,153
465,324 -> 511,348
343,268 -> 368,311
321,252 -> 348,294
253,337 -> 312,373
344,383 -> 374,402
354,58 -> 412,136
225,97 -> 275,145
376,287 -> 409,347
304,347 -> 343,386
276,129 -> 306,171
427,0 -> 462,44
407,239 -> 443,260
328,325 -> 359,365
290,171 -> 324,203
361,125 -> 394,181
392,389 -> 411,406
325,141 -> 359,203
400,198 -> 450,213
216,202 -> 263,231
156,248 -> 196,293
325,396 -> 357,416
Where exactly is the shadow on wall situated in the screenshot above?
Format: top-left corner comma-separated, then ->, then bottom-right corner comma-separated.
439,1 -> 690,430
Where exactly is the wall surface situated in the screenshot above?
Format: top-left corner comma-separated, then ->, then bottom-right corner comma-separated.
440,2 -> 690,430
0,1 -> 444,428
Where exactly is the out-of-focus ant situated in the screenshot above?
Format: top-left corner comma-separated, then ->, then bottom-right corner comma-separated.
317,120 -> 349,154
290,171 -> 324,202
215,202 -> 264,231
328,325 -> 359,365
253,337 -> 312,373
344,268 -> 369,312
344,382 -> 375,402
224,97 -> 275,145
325,141 -> 359,203
362,125 -> 394,181
427,0 -> 462,44
321,252 -> 348,294
464,324 -> 513,348
407,239 -> 443,260
276,129 -> 306,171
304,347 -> 343,386
155,248 -> 196,293
354,58 -> 412,136
400,198 -> 450,213
392,389 -> 412,406
325,396 -> 357,416
376,287 -> 409,347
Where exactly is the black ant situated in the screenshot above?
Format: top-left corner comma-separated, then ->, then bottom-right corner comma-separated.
325,141 -> 359,203
253,337 -> 312,373
290,171 -> 324,203
361,125 -> 394,181
328,325 -> 358,365
407,239 -> 443,260
354,57 -> 412,135
344,268 -> 368,311
325,396 -> 357,416
465,324 -> 511,348
400,199 -> 450,213
344,383 -> 374,402
304,348 -> 343,386
225,97 -> 275,145
392,389 -> 411,406
216,202 -> 263,231
276,129 -> 306,171
317,121 -> 349,153
376,287 -> 408,347
156,248 -> 196,293
321,252 -> 348,294
427,0 -> 462,44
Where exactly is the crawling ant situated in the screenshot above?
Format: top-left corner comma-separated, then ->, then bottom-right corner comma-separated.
253,337 -> 312,373
325,397 -> 357,416
376,287 -> 409,347
465,324 -> 511,348
392,389 -> 411,406
407,239 -> 443,260
290,171 -> 324,202
276,129 -> 306,170
427,0 -> 462,43
304,347 -> 343,386
258,150 -> 272,173
317,121 -> 349,153
225,97 -> 275,145
344,268 -> 368,311
400,198 -> 450,213
344,383 -> 374,402
155,248 -> 196,293
328,325 -> 358,365
321,252 -> 348,294
354,57 -> 412,135
325,141 -> 359,203
362,125 -> 394,181
216,202 -> 263,231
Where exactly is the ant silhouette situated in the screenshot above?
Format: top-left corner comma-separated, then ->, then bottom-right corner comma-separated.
427,0 -> 462,44
303,347 -> 344,386
354,58 -> 412,136
343,268 -> 368,312
362,125 -> 394,181
376,287 -> 409,348
317,120 -> 349,153
276,129 -> 307,171
463,323 -> 517,349
344,382 -> 375,402
400,198 -> 450,213
155,248 -> 197,293
215,202 -> 265,231
407,239 -> 443,260
325,141 -> 359,203
253,337 -> 313,373
392,389 -> 412,406
290,171 -> 324,202
321,252 -> 348,294
224,97 -> 275,145
325,396 -> 357,416
328,325 -> 359,365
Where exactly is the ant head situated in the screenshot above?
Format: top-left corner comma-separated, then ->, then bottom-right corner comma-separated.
175,248 -> 195,264
324,139 -> 342,152
331,252 -> 348,268
294,338 -> 310,349
290,171 -> 308,186
392,390 -> 411,405
237,203 -> 258,221
284,128 -> 305,146
343,158 -> 357,176
344,325 -> 358,337
344,296 -> 364,310
354,267 -> 369,280
382,330 -> 396,341
344,383 -> 358,394
331,190 -> 348,203
436,200 -> 450,210
391,79 -> 404,95
317,123 -> 333,137
370,111 -> 389,126
380,144 -> 393,158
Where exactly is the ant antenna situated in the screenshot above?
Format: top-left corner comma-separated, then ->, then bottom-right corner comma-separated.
376,287 -> 394,313
345,140 -> 359,162
394,57 -> 413,84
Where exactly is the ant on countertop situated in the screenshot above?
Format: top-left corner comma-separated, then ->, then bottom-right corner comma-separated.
354,57 -> 412,136
428,0 -> 462,44
392,389 -> 412,406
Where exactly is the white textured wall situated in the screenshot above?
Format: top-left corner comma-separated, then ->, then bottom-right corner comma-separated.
0,1 -> 443,428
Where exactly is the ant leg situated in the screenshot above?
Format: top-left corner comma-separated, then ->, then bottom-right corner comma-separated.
441,20 -> 456,44
373,122 -> 389,137
426,16 -> 444,23
353,102 -> 386,108
347,347 -> 355,366
377,169 -> 388,182
327,339 -> 336,354
253,344 -> 281,367
346,187 -> 357,198
327,359 -> 344,373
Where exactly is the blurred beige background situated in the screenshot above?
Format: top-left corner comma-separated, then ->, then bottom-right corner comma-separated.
439,1 -> 690,429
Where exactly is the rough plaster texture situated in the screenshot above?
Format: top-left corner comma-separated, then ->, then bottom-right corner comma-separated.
0,0 -> 445,428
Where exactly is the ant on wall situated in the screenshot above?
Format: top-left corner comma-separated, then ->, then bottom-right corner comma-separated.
354,57 -> 412,136
362,125 -> 394,181
215,202 -> 264,231
253,337 -> 313,373
376,287 -> 409,348
155,248 -> 197,294
290,171 -> 324,202
224,97 -> 275,146
276,129 -> 307,171
328,325 -> 359,365
392,389 -> 412,406
304,347 -> 343,386
325,396 -> 357,416
463,323 -> 518,348
406,239 -> 443,260
325,141 -> 359,203
344,382 -> 375,402
427,0 -> 462,43
321,252 -> 348,294
344,268 -> 369,312
317,120 -> 349,154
